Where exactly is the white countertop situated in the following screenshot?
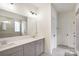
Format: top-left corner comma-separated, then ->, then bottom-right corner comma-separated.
0,35 -> 44,52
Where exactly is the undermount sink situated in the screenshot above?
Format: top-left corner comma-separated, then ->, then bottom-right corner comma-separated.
0,40 -> 8,45
0,40 -> 15,47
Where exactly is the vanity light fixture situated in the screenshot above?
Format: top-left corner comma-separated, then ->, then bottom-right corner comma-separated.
10,3 -> 15,5
30,11 -> 37,15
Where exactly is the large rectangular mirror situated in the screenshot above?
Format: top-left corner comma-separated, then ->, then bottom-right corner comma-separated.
0,9 -> 27,38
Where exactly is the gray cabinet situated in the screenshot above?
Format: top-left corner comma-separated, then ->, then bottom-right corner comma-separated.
35,39 -> 44,56
0,39 -> 44,56
23,39 -> 44,56
0,45 -> 23,56
23,42 -> 35,56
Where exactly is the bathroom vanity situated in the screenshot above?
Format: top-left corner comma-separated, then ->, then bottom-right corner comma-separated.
0,36 -> 45,56
0,7 -> 45,56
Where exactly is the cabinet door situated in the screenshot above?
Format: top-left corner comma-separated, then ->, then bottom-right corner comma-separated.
0,45 -> 23,56
9,50 -> 23,56
9,48 -> 23,56
23,42 -> 35,56
35,39 -> 44,56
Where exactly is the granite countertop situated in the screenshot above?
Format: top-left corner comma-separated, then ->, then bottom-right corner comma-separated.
0,35 -> 44,52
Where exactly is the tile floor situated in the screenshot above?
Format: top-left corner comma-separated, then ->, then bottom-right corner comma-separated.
41,45 -> 78,56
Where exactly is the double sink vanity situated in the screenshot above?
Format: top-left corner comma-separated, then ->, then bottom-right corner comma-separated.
0,35 -> 45,56
0,9 -> 45,56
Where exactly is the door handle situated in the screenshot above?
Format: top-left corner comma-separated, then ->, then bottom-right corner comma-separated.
53,34 -> 55,37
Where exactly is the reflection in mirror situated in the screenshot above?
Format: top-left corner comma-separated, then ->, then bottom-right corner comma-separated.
14,21 -> 20,32
0,10 -> 27,38
2,21 -> 9,31
21,20 -> 27,35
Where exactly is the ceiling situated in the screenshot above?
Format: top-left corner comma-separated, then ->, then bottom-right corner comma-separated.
52,3 -> 76,13
0,3 -> 39,17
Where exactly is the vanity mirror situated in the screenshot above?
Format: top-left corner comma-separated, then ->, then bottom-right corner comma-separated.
0,9 -> 27,38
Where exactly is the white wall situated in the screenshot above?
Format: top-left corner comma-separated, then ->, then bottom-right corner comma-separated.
27,17 -> 37,37
35,4 -> 52,54
57,11 -> 75,48
51,4 -> 57,49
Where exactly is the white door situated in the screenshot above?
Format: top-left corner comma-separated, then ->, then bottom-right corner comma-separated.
76,15 -> 79,51
51,17 -> 57,49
